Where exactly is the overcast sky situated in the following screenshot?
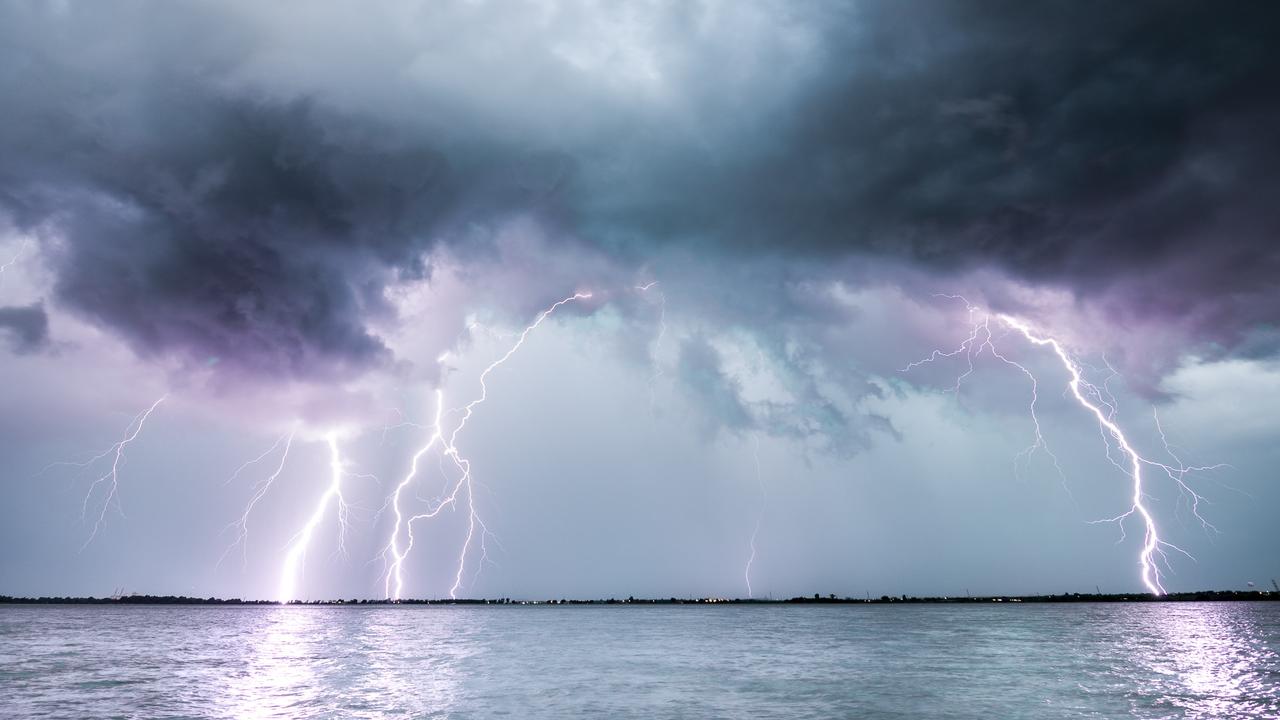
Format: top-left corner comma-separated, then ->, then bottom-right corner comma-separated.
1,0 -> 1277,600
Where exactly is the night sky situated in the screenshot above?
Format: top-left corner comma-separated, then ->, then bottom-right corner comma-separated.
1,1 -> 1277,600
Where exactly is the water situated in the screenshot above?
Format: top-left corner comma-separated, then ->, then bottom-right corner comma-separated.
2,602 -> 1278,719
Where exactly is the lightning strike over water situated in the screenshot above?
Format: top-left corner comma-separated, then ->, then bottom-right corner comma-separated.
278,435 -> 349,602
907,298 -> 1223,595
381,292 -> 592,600
49,395 -> 168,550
381,389 -> 446,600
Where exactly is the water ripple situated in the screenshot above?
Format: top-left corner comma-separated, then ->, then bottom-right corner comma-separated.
1,602 -> 1278,718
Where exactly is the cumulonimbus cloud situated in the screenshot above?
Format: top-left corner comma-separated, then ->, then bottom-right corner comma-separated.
1,0 -> 1276,397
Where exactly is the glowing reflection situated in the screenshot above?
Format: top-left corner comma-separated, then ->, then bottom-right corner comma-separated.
220,608 -> 325,719
1136,604 -> 1280,718
213,607 -> 473,718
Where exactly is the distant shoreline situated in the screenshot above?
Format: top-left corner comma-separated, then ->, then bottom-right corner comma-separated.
1,590 -> 1276,606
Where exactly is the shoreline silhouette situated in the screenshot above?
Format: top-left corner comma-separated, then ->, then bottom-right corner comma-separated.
2,590 -> 1276,606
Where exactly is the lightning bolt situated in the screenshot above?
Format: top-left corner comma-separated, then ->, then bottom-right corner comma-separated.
998,313 -> 1189,594
904,297 -> 1068,493
1151,407 -> 1226,532
381,389 -> 446,600
379,407 -> 429,446
218,430 -> 295,570
277,435 -> 350,602
744,435 -> 766,599
41,395 -> 168,549
0,237 -> 30,285
380,292 -> 591,600
907,297 -> 1223,595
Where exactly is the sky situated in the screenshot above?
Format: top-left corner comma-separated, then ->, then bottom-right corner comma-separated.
1,0 -> 1278,601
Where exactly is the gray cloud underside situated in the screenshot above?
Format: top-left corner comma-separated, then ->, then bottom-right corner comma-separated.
591,3 -> 1280,347
1,1 -> 1277,383
0,302 -> 49,354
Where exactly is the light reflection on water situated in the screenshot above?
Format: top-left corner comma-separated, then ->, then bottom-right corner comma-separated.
1,602 -> 1278,718
215,607 -> 473,719
1137,604 -> 1279,717
219,609 -> 324,718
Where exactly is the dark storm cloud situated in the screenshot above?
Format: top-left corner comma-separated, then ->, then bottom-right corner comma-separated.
676,334 -> 755,438
659,260 -> 900,453
591,1 -> 1280,351
0,302 -> 49,354
0,2 -> 577,380
2,1 -> 1277,385
6,95 -> 467,379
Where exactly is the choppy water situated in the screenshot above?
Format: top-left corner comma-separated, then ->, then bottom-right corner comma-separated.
2,602 -> 1278,719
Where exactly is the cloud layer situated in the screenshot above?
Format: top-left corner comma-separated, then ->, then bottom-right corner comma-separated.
1,1 -> 1277,600
0,302 -> 48,353
1,0 -> 1277,390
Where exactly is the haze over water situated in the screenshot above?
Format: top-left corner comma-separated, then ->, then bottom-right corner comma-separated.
2,602 -> 1277,718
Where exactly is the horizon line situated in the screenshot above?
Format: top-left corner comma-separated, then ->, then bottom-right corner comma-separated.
2,589 -> 1277,606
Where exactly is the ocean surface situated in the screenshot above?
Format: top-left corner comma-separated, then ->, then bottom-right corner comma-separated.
2,602 -> 1278,719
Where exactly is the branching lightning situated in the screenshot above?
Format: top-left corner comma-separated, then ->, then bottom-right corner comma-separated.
906,296 -> 1224,595
381,389 -> 446,600
380,292 -> 591,600
43,395 -> 169,550
379,407 -> 431,446
0,237 -> 31,285
278,435 -> 350,602
1151,408 -> 1227,532
904,297 -> 1068,492
218,430 -> 296,569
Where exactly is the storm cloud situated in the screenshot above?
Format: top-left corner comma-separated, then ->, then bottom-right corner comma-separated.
0,302 -> 49,354
1,0 -> 1278,386
1,0 -> 1278,601
0,1 -> 584,380
582,2 -> 1280,356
